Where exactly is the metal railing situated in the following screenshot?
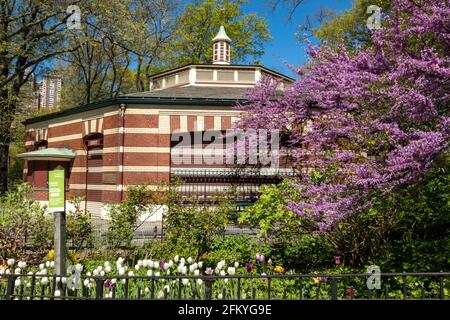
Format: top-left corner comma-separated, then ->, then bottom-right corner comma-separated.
1,272 -> 448,300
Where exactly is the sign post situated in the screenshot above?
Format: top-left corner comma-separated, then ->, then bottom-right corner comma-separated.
49,168 -> 66,276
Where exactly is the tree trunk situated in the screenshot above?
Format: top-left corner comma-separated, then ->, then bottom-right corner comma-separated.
0,144 -> 9,194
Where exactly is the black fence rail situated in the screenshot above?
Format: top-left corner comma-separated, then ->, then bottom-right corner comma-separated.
1,272 -> 448,300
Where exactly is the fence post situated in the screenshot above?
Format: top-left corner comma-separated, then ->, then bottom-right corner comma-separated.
95,278 -> 104,299
440,271 -> 445,300
6,275 -> 16,300
331,277 -> 338,300
205,278 -> 213,300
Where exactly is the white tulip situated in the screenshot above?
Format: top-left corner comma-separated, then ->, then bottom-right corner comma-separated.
182,278 -> 189,285
97,266 -> 103,271
148,260 -> 154,268
198,261 -> 203,269
83,279 -> 90,286
39,263 -> 45,270
45,261 -> 51,268
168,260 -> 174,267
227,267 -> 236,276
224,278 -> 229,283
153,261 -> 159,269
157,291 -> 164,299
194,270 -> 200,276
134,265 -> 140,271
92,269 -> 99,276
163,263 -> 169,270
61,277 -> 67,284
0,268 -> 4,275
105,266 -> 111,273
197,279 -> 203,285
55,277 -> 61,283
118,267 -> 125,275
7,259 -> 15,266
54,290 -> 61,297
174,255 -> 179,263
137,260 -> 143,266
142,260 -> 148,267
111,279 -> 117,284
181,266 -> 187,275
5,269 -> 11,275
147,270 -> 153,277
220,270 -> 226,276
104,261 -> 110,267
15,279 -> 21,286
27,271 -> 33,275
180,257 -> 185,265
100,271 -> 105,277
14,268 -> 21,274
163,285 -> 170,293
234,262 -> 239,268
50,261 -> 55,268
86,271 -> 92,276
218,293 -> 223,299
166,269 -> 171,275
189,263 -> 198,273
128,271 -> 134,277
155,272 -> 161,277
187,257 -> 193,264
144,287 -> 150,293
121,279 -> 126,284
41,277 -> 49,285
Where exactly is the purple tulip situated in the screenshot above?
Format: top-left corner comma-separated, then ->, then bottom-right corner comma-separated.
335,256 -> 341,266
159,261 -> 165,269
205,267 -> 213,276
246,263 -> 254,273
104,280 -> 113,289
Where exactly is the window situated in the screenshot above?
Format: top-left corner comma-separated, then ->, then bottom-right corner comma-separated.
217,70 -> 234,82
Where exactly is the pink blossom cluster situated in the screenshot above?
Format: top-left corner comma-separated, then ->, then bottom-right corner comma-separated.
237,0 -> 450,231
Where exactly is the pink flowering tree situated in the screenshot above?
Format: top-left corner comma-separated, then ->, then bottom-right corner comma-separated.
236,0 -> 450,231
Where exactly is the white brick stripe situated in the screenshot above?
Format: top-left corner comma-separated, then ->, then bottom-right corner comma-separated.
214,116 -> 221,130
48,134 -> 82,143
103,128 -> 160,135
70,166 -> 170,173
180,116 -> 188,131
103,147 -> 170,153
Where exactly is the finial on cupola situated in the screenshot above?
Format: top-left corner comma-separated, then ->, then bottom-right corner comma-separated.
212,25 -> 231,65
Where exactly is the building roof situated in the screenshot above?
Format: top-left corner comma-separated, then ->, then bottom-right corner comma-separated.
124,86 -> 249,100
212,26 -> 232,42
17,148 -> 76,161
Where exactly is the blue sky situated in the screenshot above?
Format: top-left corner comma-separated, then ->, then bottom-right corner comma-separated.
242,0 -> 353,77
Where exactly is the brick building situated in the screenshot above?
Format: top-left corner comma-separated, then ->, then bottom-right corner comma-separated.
18,27 -> 295,225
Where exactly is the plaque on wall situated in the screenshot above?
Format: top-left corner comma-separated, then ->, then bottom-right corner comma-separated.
103,173 -> 117,185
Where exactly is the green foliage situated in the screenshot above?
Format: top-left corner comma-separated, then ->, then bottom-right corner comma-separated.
164,181 -> 233,260
163,0 -> 270,66
0,183 -> 52,262
238,180 -> 301,237
66,197 -> 93,251
206,235 -> 268,266
313,0 -> 393,49
106,185 -> 162,250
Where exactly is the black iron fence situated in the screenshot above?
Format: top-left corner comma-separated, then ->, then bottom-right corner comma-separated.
1,272 -> 448,300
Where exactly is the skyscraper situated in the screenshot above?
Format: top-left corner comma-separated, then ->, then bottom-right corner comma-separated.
36,75 -> 62,110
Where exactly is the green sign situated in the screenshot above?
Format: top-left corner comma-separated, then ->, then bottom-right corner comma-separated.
49,169 -> 65,212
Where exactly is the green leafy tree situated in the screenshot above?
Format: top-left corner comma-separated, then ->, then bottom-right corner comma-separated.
0,183 -> 52,262
66,197 -> 93,251
106,185 -> 164,250
162,0 -> 271,67
163,179 -> 234,260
